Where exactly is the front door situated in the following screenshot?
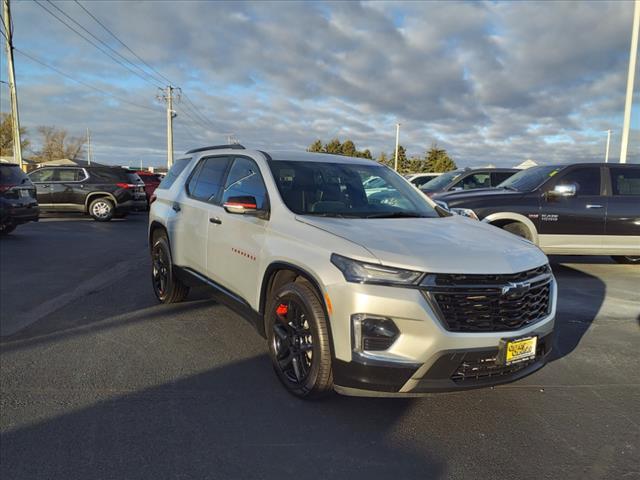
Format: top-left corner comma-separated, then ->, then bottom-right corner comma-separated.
207,156 -> 269,307
538,165 -> 605,253
51,168 -> 86,210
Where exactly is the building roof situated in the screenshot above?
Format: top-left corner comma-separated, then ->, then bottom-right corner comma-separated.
515,159 -> 538,169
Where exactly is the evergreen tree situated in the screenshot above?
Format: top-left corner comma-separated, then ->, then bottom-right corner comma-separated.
324,138 -> 342,154
425,144 -> 456,172
308,139 -> 324,152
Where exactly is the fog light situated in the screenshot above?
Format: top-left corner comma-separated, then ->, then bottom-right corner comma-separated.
352,314 -> 400,352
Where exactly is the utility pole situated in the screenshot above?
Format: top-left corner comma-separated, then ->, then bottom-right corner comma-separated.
86,127 -> 92,165
394,123 -> 401,171
605,130 -> 611,163
157,86 -> 178,169
2,0 -> 23,170
620,0 -> 639,163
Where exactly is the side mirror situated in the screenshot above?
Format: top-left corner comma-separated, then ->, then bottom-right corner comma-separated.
549,184 -> 577,198
223,195 -> 259,214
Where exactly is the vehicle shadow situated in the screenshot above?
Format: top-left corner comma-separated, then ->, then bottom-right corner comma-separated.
547,260 -> 606,361
0,355 -> 445,480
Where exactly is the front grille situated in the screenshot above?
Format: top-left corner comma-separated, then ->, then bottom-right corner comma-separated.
451,355 -> 536,383
422,265 -> 552,332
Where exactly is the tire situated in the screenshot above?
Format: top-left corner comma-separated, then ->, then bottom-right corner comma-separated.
0,223 -> 16,236
611,256 -> 640,265
151,234 -> 189,303
502,222 -> 532,241
266,282 -> 333,399
89,197 -> 114,222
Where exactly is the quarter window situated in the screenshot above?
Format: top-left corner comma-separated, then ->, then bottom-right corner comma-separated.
491,171 -> 515,186
554,167 -> 601,196
222,157 -> 268,209
56,169 -> 85,182
610,167 -> 640,195
187,156 -> 231,203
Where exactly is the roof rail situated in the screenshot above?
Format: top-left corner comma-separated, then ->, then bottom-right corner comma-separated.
185,144 -> 246,154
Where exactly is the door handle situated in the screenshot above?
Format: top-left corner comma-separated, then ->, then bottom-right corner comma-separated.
209,217 -> 222,225
586,204 -> 603,209
41,184 -> 50,188
172,203 -> 181,212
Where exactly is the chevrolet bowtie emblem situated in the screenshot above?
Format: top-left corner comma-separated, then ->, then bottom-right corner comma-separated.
501,281 -> 531,298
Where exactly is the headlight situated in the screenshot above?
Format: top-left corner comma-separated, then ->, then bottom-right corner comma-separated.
330,253 -> 423,285
450,207 -> 479,220
435,200 -> 449,210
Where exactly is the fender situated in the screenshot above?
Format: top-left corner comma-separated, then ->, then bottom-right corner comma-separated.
483,212 -> 539,245
84,192 -> 118,210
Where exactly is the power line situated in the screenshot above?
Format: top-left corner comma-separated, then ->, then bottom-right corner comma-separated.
14,47 -> 161,113
33,0 -> 161,88
73,0 -> 172,86
180,92 -> 218,130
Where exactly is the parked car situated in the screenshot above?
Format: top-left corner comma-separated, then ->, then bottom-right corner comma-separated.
0,163 -> 39,235
135,171 -> 163,203
433,163 -> 640,264
28,165 -> 147,221
148,145 -> 556,399
420,168 -> 518,196
406,172 -> 441,188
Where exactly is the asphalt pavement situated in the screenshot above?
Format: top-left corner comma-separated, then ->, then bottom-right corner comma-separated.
1,214 -> 639,479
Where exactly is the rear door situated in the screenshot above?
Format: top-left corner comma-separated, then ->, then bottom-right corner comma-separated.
28,168 -> 56,205
491,170 -> 516,187
537,165 -> 605,253
207,156 -> 269,304
171,155 -> 231,271
604,165 -> 640,255
50,168 -> 87,209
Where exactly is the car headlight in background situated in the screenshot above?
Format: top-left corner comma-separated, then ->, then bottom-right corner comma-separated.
450,207 -> 479,220
434,200 -> 449,210
330,253 -> 423,285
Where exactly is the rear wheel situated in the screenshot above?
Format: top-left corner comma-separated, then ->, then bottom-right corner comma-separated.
89,198 -> 114,222
502,222 -> 532,241
266,282 -> 333,399
151,234 -> 189,303
611,256 -> 640,265
0,223 -> 16,235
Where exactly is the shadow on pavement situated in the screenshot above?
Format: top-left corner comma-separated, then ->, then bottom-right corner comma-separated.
0,355 -> 445,480
548,261 -> 606,361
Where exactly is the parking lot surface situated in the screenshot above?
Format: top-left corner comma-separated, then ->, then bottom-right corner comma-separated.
1,214 -> 639,479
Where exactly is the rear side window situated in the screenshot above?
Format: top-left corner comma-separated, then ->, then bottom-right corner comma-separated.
157,158 -> 191,190
186,156 -> 231,202
412,176 -> 433,188
492,171 -> 515,186
1,165 -> 29,185
56,168 -> 85,182
554,167 -> 601,196
29,168 -> 56,183
88,168 -> 130,182
456,173 -> 491,190
222,157 -> 268,209
610,167 -> 640,196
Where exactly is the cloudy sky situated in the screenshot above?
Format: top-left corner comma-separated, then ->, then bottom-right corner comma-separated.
1,0 -> 638,167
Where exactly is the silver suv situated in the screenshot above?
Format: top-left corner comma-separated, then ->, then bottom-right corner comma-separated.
148,145 -> 556,398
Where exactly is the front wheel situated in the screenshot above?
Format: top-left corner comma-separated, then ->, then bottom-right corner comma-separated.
89,198 -> 114,222
266,282 -> 333,399
611,256 -> 640,265
0,223 -> 16,236
151,235 -> 189,303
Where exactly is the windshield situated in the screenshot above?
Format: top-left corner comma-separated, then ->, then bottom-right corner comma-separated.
268,160 -> 443,218
420,170 -> 462,191
498,166 -> 562,192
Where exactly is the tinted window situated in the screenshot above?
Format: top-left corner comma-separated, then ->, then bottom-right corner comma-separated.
222,157 -> 268,209
554,167 -> 601,196
610,167 -> 640,195
56,168 -> 85,182
29,169 -> 56,183
269,160 -> 442,218
499,166 -> 562,192
187,156 -> 230,202
157,158 -> 191,190
420,170 -> 462,191
126,173 -> 143,184
455,173 -> 491,190
411,175 -> 436,187
492,171 -> 515,185
1,165 -> 30,185
87,168 -> 130,182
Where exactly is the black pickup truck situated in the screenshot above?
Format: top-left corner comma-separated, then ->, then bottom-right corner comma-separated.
433,163 -> 640,264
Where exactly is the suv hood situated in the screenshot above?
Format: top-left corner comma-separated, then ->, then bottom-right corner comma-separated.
297,215 -> 547,274
432,188 -> 522,202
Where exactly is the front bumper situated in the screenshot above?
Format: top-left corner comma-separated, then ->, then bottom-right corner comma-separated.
0,203 -> 40,225
326,278 -> 557,396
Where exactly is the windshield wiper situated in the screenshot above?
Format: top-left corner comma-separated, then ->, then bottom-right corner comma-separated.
365,212 -> 427,219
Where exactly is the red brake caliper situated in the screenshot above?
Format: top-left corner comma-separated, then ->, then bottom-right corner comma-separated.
276,304 -> 288,316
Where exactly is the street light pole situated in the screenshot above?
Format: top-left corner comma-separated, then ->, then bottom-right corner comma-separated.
394,123 -> 401,171
620,0 -> 639,164
605,129 -> 611,163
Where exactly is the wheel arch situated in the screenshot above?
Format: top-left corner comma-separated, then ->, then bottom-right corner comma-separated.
483,212 -> 539,245
148,221 -> 169,250
85,192 -> 118,212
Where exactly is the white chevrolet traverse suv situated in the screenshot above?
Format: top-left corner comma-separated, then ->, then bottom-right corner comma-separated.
148,145 -> 556,398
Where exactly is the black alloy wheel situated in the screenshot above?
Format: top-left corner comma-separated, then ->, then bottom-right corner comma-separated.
150,235 -> 189,303
267,282 -> 333,399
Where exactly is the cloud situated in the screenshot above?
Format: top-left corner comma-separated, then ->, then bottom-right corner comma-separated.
1,0 -> 637,167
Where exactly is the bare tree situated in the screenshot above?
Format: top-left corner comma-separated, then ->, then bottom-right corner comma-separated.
31,126 -> 86,162
0,112 -> 30,157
